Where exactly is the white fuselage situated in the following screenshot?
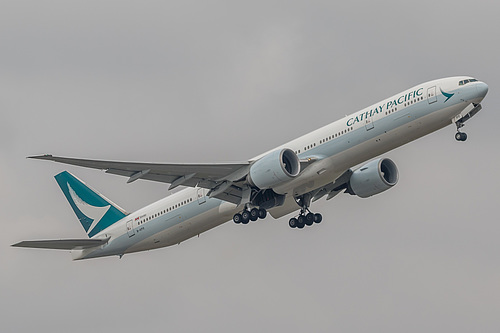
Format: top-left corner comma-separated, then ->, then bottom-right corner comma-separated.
75,76 -> 487,260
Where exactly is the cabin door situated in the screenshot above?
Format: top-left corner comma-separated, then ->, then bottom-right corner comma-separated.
427,86 -> 437,104
126,220 -> 135,237
365,117 -> 374,131
197,188 -> 206,204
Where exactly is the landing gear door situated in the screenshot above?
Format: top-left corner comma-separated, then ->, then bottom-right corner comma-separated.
197,188 -> 206,204
427,86 -> 437,104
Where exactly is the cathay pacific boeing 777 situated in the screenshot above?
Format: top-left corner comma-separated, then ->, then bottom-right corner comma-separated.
13,76 -> 488,260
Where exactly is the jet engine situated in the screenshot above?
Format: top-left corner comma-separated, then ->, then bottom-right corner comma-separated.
248,148 -> 300,190
347,158 -> 399,198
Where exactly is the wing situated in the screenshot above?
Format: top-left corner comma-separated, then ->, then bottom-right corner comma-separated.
29,154 -> 251,205
267,169 -> 353,219
12,238 -> 109,250
311,169 -> 353,201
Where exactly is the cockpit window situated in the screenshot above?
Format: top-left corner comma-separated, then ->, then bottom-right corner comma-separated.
459,78 -> 478,86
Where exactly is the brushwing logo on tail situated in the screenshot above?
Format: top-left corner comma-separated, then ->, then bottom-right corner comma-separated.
67,183 -> 110,235
440,88 -> 455,102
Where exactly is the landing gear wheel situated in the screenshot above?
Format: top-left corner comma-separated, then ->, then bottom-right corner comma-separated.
298,215 -> 306,225
296,219 -> 305,229
258,208 -> 267,219
289,218 -> 298,228
305,213 -> 315,226
314,213 -> 322,223
455,132 -> 467,141
241,210 -> 250,224
233,213 -> 242,224
249,208 -> 259,221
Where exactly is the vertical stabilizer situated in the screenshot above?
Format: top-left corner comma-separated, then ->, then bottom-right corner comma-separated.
54,171 -> 128,238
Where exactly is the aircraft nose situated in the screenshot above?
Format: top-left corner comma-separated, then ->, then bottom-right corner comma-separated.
476,81 -> 489,98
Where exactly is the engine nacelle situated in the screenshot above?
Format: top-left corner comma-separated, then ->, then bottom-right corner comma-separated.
248,148 -> 300,189
348,158 -> 399,198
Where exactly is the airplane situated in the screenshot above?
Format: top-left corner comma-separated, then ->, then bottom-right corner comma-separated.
12,76 -> 488,260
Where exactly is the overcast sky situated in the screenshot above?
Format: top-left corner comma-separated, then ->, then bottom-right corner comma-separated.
2,1 -> 500,332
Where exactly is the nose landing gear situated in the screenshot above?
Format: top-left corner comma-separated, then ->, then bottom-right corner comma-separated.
453,103 -> 482,142
454,117 -> 468,141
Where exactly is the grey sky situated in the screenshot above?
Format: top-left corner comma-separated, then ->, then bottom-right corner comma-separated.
2,1 -> 500,332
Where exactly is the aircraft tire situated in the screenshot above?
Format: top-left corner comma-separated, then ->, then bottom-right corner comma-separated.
314,213 -> 323,223
258,208 -> 267,219
455,132 -> 467,141
305,213 -> 315,226
289,218 -> 298,228
233,214 -> 242,224
249,208 -> 259,221
241,211 -> 250,224
296,220 -> 305,229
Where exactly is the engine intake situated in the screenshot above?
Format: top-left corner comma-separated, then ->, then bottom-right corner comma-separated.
248,148 -> 300,190
347,158 -> 399,198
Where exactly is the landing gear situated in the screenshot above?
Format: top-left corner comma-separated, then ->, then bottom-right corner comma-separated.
233,208 -> 267,224
454,117 -> 468,141
455,132 -> 467,141
289,194 -> 323,229
453,103 -> 482,142
288,210 -> 322,229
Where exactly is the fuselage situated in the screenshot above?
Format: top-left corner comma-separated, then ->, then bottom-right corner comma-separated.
77,76 -> 488,260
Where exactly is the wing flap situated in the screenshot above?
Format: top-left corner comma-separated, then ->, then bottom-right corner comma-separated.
12,238 -> 109,250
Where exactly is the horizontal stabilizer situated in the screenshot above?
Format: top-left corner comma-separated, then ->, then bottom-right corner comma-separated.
12,238 -> 109,250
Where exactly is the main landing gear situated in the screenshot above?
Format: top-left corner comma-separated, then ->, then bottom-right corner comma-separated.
289,193 -> 322,229
288,209 -> 322,229
233,208 -> 267,224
